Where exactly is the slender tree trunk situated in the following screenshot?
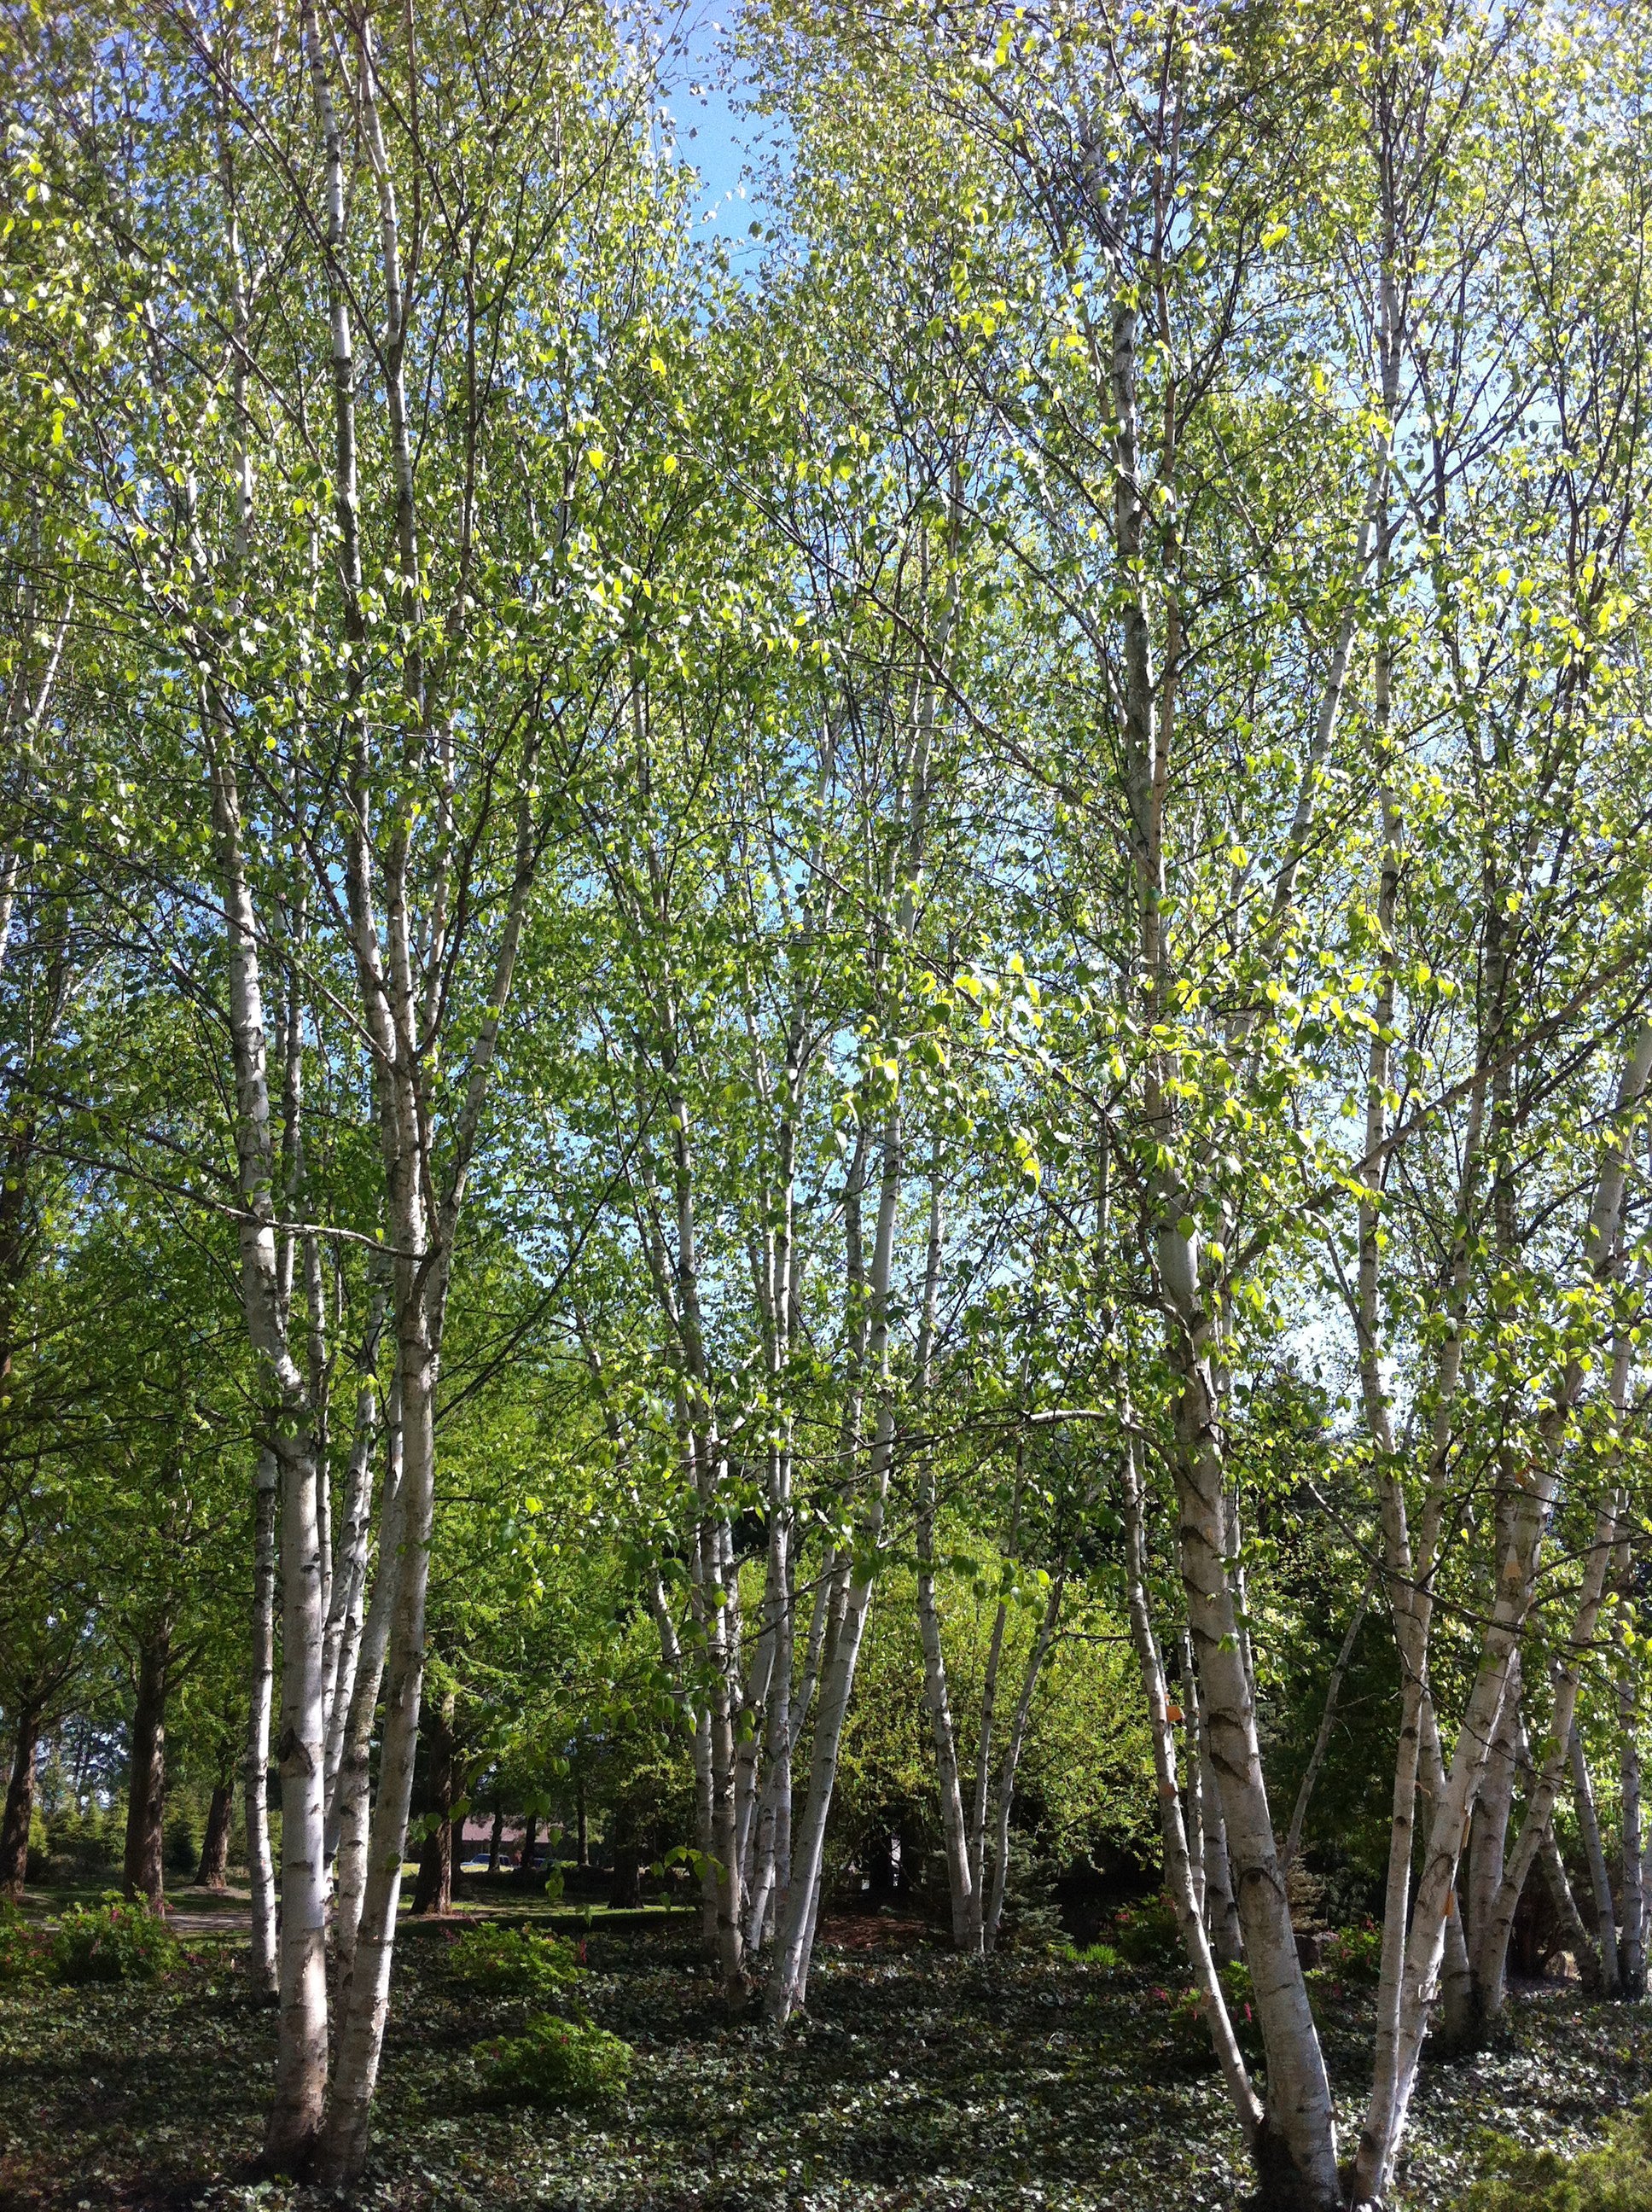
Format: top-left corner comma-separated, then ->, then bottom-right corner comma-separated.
913,1180 -> 974,1949
765,1423 -> 891,2019
1540,1827 -> 1602,1992
267,1408 -> 330,2170
748,1545 -> 824,1950
1122,1438 -> 1262,2150
123,1625 -> 170,1912
197,1775 -> 235,1890
246,1447 -> 278,1994
321,1292 -> 384,1764
766,1106 -> 905,2025
1464,1651 -> 1522,2027
747,1589 -> 791,1948
1425,1698 -> 1477,2042
1570,1724 -> 1620,1996
1167,1330 -> 1337,2203
331,1364 -> 404,1972
1475,1494 -> 1620,2021
487,1808 -> 503,1877
411,1694 -> 456,1916
1180,1633 -> 1206,1920
968,1467 -> 1021,1952
1365,1601 -> 1532,2197
983,1572 -> 1063,1951
1,1700 -> 42,1900
190,169 -> 329,2150
1282,1574 -> 1374,1875
1198,1691 -> 1244,1965
916,1524 -> 974,1947
314,1316 -> 439,2186
1616,1535 -> 1645,1999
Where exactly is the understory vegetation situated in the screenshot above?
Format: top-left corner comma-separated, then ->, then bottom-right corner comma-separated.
3,1910 -> 1649,2212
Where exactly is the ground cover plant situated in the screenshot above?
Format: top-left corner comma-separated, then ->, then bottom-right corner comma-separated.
3,0 -> 1652,2206
1,1913 -> 1648,2212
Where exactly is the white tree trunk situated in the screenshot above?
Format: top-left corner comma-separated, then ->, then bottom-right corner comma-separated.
245,1445 -> 278,2000
982,1573 -> 1062,1951
1540,1826 -> 1602,1990
1166,1330 -> 1339,2205
1616,1528 -> 1645,1998
1570,1723 -> 1620,1996
912,1180 -> 974,1947
1464,1653 -> 1522,2022
764,1401 -> 892,2022
329,1363 -> 404,1969
198,720 -> 328,2168
1121,1438 -> 1262,2150
1475,1495 -> 1620,2017
315,1323 -> 437,2183
321,1284 -> 386,1764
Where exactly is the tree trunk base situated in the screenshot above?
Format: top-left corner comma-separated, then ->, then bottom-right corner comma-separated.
1239,2118 -> 1340,2212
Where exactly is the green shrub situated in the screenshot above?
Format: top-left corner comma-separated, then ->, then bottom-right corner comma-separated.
44,1802 -> 119,1883
1457,2102 -> 1652,2212
50,1892 -> 179,1984
480,2014 -> 632,2107
0,1901 -> 47,1984
1321,1918 -> 1383,1984
445,1923 -> 581,1999
166,1810 -> 199,1874
1060,1940 -> 1122,1971
1109,1895 -> 1184,1967
1163,1959 -> 1264,2068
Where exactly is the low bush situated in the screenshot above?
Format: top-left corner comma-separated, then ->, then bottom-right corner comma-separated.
43,1803 -> 120,1886
445,1923 -> 581,1999
479,2014 -> 632,2107
1108,1895 -> 1183,1968
1321,1919 -> 1383,1984
1161,1959 -> 1264,2068
1456,2101 -> 1652,2212
0,1901 -> 47,1983
50,1893 -> 179,1984
1060,1940 -> 1123,1971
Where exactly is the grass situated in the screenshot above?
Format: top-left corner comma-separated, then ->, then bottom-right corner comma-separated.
0,1903 -> 1645,2212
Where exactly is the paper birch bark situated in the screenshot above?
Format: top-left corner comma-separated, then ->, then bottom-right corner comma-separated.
912,1176 -> 977,1948
329,1360 -> 405,1975
289,7 -> 556,2172
244,1443 -> 279,1997
1569,1720 -> 1622,1998
1121,1435 -> 1262,2149
1474,1488 -> 1623,2016
981,1569 -> 1064,1952
765,661 -> 942,2023
1096,225 -> 1347,2208
1614,1522 -> 1645,1999
1354,1019 -> 1652,2201
196,646 -> 329,2168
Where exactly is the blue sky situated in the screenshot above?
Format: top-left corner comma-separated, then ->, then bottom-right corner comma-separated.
657,2 -> 788,250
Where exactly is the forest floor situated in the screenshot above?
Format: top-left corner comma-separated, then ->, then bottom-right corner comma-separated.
1,1895 -> 1647,2212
